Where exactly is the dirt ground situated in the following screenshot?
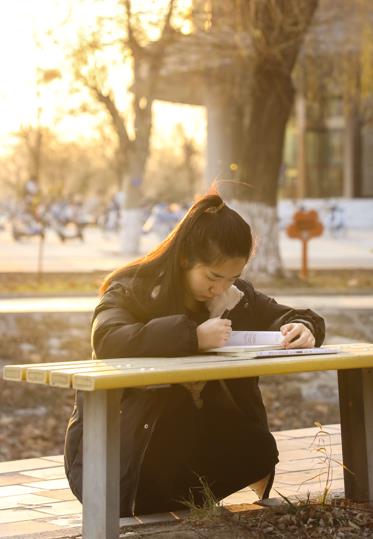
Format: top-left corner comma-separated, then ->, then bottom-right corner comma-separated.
114,503 -> 373,538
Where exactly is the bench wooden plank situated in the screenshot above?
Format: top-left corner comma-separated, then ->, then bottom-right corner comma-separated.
72,344 -> 373,391
4,357 -> 179,384
22,355 -> 268,387
3,360 -> 95,382
4,343 -> 373,390
4,360 -> 133,385
5,355 -> 232,384
27,361 -> 115,385
2,365 -> 24,382
50,357 -> 219,387
29,360 -> 141,386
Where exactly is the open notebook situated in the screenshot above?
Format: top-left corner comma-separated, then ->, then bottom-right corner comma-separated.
207,331 -> 340,358
207,331 -> 283,353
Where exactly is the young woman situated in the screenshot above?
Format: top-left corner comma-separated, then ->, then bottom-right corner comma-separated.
64,194 -> 325,516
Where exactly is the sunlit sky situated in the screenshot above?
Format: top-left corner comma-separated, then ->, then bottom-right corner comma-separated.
0,0 -> 205,154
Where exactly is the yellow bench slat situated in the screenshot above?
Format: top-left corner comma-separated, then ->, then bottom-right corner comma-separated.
4,343 -> 373,391
72,344 -> 373,391
3,360 -> 95,382
49,356 -> 230,388
4,357 -> 171,384
2,366 -> 24,382
4,355 -> 213,383
27,361 -> 114,385
49,362 -> 135,388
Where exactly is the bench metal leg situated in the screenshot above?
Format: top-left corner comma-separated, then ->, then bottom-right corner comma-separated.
82,389 -> 122,539
338,368 -> 373,501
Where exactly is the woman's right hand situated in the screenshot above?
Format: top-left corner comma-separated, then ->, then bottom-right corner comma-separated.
196,317 -> 232,351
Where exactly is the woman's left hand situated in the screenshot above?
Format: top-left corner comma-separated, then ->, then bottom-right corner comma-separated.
280,322 -> 315,349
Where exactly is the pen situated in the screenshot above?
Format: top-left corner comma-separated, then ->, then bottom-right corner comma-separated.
221,309 -> 231,319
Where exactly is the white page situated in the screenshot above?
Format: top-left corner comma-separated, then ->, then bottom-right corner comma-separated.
225,331 -> 283,347
207,331 -> 284,353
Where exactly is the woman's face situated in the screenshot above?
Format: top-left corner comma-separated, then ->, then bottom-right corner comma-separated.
183,257 -> 247,307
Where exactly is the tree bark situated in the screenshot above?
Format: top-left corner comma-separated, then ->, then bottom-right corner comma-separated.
240,70 -> 295,207
344,101 -> 363,198
120,95 -> 153,255
205,90 -> 242,186
231,200 -> 282,280
218,69 -> 295,278
125,93 -> 153,209
220,0 -> 319,278
120,53 -> 156,254
119,0 -> 176,254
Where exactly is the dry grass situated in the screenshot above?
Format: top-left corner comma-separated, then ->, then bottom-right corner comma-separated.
0,271 -> 106,295
0,269 -> 373,295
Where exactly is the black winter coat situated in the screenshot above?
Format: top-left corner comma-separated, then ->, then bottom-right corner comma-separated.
64,277 -> 325,516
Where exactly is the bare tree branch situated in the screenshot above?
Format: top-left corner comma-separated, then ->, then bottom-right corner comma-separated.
90,87 -> 132,155
159,0 -> 176,41
122,0 -> 144,58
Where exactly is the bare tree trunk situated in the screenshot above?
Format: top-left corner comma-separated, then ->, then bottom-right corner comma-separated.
205,90 -> 243,185
124,95 -> 153,209
119,0 -> 176,255
224,1 -> 319,279
240,72 -> 294,206
120,92 -> 153,254
237,69 -> 294,278
344,100 -> 363,197
231,200 -> 282,280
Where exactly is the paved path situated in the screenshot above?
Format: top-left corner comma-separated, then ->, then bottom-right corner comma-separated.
1,294 -> 372,313
0,424 -> 343,538
0,227 -> 372,272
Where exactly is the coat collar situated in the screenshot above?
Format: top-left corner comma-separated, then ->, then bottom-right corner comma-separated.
206,284 -> 244,318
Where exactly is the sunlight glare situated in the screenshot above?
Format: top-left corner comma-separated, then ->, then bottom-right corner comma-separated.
0,0 -> 202,154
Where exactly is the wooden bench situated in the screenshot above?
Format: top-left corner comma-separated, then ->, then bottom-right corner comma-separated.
3,342 -> 373,539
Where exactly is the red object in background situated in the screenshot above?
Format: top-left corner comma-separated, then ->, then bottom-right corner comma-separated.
286,209 -> 324,280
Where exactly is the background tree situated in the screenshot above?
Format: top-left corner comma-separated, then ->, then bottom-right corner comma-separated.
201,0 -> 319,279
0,126 -> 119,208
199,0 -> 373,280
151,0 -> 320,278
13,67 -> 61,193
63,0 -> 185,253
145,123 -> 203,203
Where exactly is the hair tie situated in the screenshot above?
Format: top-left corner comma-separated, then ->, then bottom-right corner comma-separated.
204,202 -> 225,214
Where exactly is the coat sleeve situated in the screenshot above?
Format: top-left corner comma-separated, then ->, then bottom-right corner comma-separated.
244,283 -> 325,347
91,282 -> 199,358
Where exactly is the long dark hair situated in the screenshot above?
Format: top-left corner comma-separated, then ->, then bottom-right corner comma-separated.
100,194 -> 253,314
